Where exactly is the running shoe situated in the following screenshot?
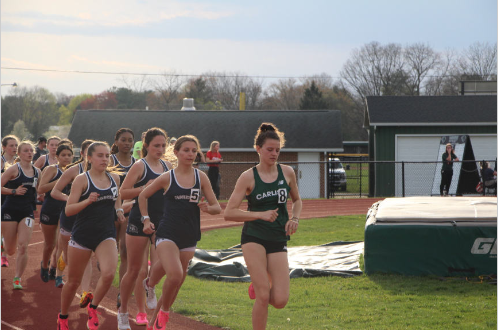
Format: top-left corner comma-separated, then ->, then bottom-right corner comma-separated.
57,313 -> 69,330
117,293 -> 121,308
135,312 -> 148,325
153,310 -> 169,330
57,254 -> 66,271
146,322 -> 154,330
49,267 -> 57,280
1,256 -> 9,267
79,291 -> 93,308
87,305 -> 100,330
40,261 -> 49,282
55,276 -> 65,288
117,311 -> 131,330
13,277 -> 22,290
248,282 -> 256,300
143,278 -> 157,309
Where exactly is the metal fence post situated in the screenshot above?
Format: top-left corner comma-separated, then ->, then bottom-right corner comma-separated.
402,161 -> 405,197
359,161 -> 362,198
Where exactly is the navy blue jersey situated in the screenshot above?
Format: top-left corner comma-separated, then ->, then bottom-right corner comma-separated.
130,158 -> 169,216
111,154 -> 136,185
71,172 -> 118,241
1,155 -> 6,206
59,163 -> 84,232
40,155 -> 51,172
41,165 -> 65,214
3,163 -> 39,210
156,168 -> 202,248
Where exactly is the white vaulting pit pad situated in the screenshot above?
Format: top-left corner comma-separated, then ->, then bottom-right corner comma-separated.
364,197 -> 497,276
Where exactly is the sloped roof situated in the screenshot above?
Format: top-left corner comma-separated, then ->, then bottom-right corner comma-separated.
365,95 -> 497,126
68,110 -> 343,151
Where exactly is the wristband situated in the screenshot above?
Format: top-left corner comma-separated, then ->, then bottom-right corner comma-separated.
290,216 -> 299,223
116,208 -> 124,214
141,215 -> 150,223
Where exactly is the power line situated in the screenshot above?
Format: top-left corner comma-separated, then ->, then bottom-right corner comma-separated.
1,67 -> 333,79
0,66 -> 476,80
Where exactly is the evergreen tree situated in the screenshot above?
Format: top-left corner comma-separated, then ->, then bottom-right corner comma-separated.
299,81 -> 327,110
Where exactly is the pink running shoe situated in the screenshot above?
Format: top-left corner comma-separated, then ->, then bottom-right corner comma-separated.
153,310 -> 169,330
57,314 -> 69,330
248,282 -> 256,300
135,312 -> 148,325
1,256 -> 9,267
87,305 -> 100,330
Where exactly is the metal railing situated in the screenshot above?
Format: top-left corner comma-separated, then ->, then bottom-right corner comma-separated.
198,160 -> 496,199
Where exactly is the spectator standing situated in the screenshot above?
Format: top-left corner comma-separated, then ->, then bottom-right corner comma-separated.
133,132 -> 146,159
440,143 -> 459,196
206,141 -> 222,199
33,137 -> 48,162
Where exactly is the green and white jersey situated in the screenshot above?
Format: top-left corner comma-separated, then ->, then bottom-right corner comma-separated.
243,164 -> 290,242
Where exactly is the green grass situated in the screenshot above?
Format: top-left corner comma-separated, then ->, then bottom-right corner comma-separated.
344,163 -> 369,195
120,216 -> 497,329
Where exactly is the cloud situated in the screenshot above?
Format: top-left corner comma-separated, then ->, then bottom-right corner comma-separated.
2,0 -> 237,30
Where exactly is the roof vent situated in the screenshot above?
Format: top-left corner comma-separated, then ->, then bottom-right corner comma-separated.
181,98 -> 196,111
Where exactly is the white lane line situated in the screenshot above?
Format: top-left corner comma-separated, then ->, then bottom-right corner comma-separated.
28,241 -> 44,247
1,320 -> 24,330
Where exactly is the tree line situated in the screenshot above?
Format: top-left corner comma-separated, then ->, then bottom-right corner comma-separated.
2,41 -> 495,141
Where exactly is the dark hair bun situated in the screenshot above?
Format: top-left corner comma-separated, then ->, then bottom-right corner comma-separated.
260,123 -> 275,132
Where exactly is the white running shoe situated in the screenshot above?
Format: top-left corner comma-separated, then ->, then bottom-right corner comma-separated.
143,278 -> 157,310
117,311 -> 131,330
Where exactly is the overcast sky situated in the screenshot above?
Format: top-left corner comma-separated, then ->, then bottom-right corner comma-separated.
1,0 -> 496,97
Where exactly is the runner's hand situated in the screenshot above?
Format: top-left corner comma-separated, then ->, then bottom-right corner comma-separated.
285,219 -> 299,236
16,185 -> 27,195
116,210 -> 126,223
143,219 -> 155,235
260,208 -> 279,223
198,197 -> 209,213
87,192 -> 99,204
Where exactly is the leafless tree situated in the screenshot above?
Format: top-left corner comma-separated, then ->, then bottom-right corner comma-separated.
150,70 -> 186,110
458,42 -> 497,80
263,78 -> 303,110
120,74 -> 150,93
403,43 -> 441,95
424,49 -> 460,96
340,42 -> 407,106
204,71 -> 264,110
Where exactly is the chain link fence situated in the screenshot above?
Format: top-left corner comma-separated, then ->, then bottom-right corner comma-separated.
198,160 -> 496,200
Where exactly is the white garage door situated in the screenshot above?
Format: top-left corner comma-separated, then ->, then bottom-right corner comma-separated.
297,153 -> 320,198
395,134 -> 497,196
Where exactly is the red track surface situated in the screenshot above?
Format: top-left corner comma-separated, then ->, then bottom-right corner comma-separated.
1,198 -> 381,329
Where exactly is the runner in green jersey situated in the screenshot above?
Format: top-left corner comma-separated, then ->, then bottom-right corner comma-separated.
225,122 -> 302,330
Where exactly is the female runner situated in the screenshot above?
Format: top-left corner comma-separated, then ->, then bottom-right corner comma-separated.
38,144 -> 73,287
140,135 -> 221,329
1,135 -> 19,267
224,123 -> 302,330
34,136 -> 61,171
109,128 -> 136,308
117,127 -> 172,329
57,141 -> 125,330
1,141 -> 41,289
51,139 -> 95,307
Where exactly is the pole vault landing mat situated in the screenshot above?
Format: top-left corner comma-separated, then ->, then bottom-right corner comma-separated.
364,197 -> 497,276
187,241 -> 363,282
